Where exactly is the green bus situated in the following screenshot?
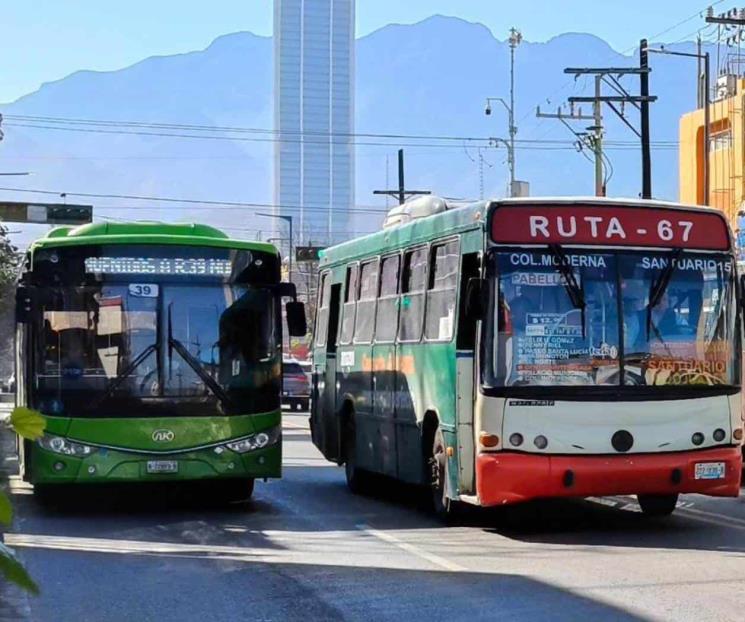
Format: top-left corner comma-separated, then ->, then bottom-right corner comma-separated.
311,196 -> 743,518
15,221 -> 306,500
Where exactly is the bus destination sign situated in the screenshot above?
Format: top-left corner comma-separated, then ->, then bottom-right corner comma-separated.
84,256 -> 233,276
490,205 -> 730,251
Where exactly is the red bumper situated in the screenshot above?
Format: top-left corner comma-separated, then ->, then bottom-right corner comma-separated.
476,446 -> 742,507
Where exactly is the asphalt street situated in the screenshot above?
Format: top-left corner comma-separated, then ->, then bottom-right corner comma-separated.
2,403 -> 745,621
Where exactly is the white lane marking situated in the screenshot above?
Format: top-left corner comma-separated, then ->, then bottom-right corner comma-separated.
282,421 -> 309,430
678,506 -> 745,531
4,533 -> 274,557
356,524 -> 466,572
594,495 -> 745,532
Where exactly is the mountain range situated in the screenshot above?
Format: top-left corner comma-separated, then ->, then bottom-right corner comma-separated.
0,15 -> 705,243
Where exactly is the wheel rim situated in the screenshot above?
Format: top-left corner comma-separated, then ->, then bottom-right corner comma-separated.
430,431 -> 448,513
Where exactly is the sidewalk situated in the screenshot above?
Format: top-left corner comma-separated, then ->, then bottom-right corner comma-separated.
0,404 -> 31,621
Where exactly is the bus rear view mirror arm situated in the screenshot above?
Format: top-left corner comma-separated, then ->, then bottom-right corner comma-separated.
286,301 -> 307,337
278,282 -> 297,300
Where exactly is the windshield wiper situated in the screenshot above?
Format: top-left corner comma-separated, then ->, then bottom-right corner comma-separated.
90,343 -> 157,409
548,244 -> 586,337
646,247 -> 683,340
167,304 -> 234,411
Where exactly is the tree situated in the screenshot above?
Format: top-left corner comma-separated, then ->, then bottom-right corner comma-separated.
0,408 -> 45,594
0,224 -> 19,380
0,224 -> 40,593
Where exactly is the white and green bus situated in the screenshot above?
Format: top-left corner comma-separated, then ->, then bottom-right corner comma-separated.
310,196 -> 743,518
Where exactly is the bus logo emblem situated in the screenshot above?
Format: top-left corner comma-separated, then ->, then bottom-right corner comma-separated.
152,430 -> 175,443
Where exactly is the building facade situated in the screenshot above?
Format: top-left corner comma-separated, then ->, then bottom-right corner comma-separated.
273,0 -> 355,248
679,76 -> 744,240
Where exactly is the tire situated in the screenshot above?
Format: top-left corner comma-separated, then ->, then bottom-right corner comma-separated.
429,427 -> 459,521
299,398 -> 310,412
343,413 -> 371,494
218,478 -> 255,503
637,493 -> 678,517
34,484 -> 64,509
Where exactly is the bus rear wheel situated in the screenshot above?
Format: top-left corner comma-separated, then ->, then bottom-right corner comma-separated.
343,414 -> 370,494
637,493 -> 678,517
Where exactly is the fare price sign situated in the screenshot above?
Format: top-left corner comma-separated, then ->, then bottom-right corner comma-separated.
490,205 -> 731,251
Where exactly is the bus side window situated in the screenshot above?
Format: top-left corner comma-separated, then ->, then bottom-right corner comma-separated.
398,246 -> 428,342
354,259 -> 379,344
456,252 -> 481,350
375,253 -> 400,343
340,264 -> 359,345
424,239 -> 459,342
314,272 -> 331,347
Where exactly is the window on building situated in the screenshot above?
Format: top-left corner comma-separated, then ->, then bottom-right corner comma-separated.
709,130 -> 732,152
425,239 -> 459,341
375,254 -> 400,343
398,247 -> 428,342
340,264 -> 358,344
354,259 -> 379,344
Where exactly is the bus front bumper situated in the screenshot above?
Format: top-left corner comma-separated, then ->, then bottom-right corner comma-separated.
29,443 -> 281,485
475,446 -> 742,506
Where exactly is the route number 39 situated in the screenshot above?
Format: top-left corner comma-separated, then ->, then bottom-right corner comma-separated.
129,283 -> 159,298
658,220 -> 693,242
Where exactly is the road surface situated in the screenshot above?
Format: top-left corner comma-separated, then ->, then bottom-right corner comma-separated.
1,404 -> 745,621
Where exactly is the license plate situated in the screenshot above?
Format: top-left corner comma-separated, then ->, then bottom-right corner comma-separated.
694,462 -> 725,480
146,460 -> 178,474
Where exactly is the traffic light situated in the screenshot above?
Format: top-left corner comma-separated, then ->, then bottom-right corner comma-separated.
0,202 -> 93,225
45,204 -> 93,224
295,246 -> 324,262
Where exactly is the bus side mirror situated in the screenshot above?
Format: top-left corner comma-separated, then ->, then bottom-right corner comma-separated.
286,301 -> 307,337
278,282 -> 297,299
465,278 -> 486,320
15,286 -> 35,324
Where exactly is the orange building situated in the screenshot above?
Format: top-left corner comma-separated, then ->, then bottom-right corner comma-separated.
679,76 -> 744,229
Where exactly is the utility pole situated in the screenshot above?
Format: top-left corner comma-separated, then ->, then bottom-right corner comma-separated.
591,75 -> 604,196
645,43 -> 710,205
373,149 -> 430,204
640,39 -> 652,199
562,67 -> 655,196
484,27 -> 523,197
508,27 -> 522,195
536,104 -> 600,194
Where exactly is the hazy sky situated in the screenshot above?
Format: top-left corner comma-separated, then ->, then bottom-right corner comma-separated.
1,0 -> 719,102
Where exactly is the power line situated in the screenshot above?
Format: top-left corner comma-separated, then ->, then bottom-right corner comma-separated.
0,185 -> 396,215
1,114 -> 678,148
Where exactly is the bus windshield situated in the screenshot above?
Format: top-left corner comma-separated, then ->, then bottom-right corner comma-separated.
30,245 -> 281,417
487,249 -> 737,390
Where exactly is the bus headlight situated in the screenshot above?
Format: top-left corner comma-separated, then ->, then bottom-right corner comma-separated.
224,426 -> 281,454
38,435 -> 96,457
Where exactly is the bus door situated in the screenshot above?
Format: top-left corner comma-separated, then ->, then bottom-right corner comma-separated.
311,273 -> 342,460
322,281 -> 342,459
372,253 -> 401,477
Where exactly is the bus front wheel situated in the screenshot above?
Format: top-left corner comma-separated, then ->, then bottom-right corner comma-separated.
218,478 -> 255,503
430,428 -> 458,521
637,493 -> 678,517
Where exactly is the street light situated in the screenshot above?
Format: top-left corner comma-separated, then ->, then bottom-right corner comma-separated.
644,43 -> 710,206
257,213 -> 294,282
484,27 -> 522,197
